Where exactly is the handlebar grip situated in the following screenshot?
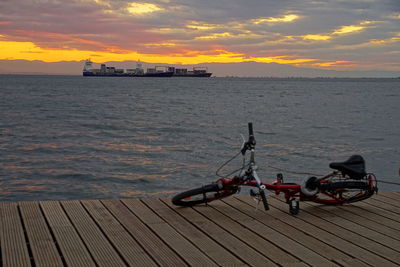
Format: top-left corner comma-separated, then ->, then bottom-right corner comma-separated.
248,122 -> 255,146
248,122 -> 254,137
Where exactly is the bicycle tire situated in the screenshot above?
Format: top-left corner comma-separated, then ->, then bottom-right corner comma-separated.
172,183 -> 236,207
318,180 -> 374,203
319,181 -> 369,191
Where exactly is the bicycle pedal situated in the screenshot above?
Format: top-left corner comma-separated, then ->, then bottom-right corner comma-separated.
253,198 -> 261,210
250,189 -> 261,210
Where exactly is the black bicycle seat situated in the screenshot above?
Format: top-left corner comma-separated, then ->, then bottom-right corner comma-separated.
329,155 -> 367,179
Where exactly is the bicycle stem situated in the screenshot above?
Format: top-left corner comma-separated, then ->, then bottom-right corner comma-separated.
253,169 -> 262,187
250,148 -> 255,164
248,149 -> 258,182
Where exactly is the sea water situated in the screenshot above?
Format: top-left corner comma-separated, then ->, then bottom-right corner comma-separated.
0,75 -> 399,201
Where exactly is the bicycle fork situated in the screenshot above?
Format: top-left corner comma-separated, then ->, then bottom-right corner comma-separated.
250,170 -> 270,211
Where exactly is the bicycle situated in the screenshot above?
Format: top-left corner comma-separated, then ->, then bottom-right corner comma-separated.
172,123 -> 378,214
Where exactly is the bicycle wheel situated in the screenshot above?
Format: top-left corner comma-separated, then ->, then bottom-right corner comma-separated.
317,179 -> 375,204
172,183 -> 236,207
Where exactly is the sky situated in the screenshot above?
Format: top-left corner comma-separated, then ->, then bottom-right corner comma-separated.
0,0 -> 400,73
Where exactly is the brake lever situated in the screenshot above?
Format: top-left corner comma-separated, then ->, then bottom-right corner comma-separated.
240,134 -> 246,150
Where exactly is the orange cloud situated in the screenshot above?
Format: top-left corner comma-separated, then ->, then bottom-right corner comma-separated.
251,56 -> 316,64
126,2 -> 163,15
282,34 -> 331,42
369,34 -> 400,45
332,21 -> 374,35
195,31 -> 261,40
301,34 -> 331,41
333,25 -> 364,35
186,22 -> 218,30
252,14 -> 300,24
313,60 -> 354,67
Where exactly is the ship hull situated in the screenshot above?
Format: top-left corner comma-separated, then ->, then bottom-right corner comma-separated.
173,73 -> 212,77
143,71 -> 174,77
83,71 -> 174,77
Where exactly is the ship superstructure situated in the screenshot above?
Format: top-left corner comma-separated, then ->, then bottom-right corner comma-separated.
82,60 -> 173,77
82,60 -> 212,77
168,66 -> 212,77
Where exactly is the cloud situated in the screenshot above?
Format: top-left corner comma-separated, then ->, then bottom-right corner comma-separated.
301,35 -> 332,41
332,21 -> 374,35
126,2 -> 163,15
252,14 -> 300,24
312,60 -> 354,67
0,0 -> 399,71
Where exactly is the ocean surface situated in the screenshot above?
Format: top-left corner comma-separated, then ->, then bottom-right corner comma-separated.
0,75 -> 399,201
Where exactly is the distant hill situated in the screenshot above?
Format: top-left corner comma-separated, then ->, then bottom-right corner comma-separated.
0,59 -> 398,78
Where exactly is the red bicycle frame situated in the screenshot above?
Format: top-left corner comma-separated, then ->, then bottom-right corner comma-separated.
216,172 -> 376,205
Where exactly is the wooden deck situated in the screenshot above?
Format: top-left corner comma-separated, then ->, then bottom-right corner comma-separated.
1,192 -> 400,266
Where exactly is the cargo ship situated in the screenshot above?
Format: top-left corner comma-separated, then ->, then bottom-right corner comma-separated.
82,60 -> 212,77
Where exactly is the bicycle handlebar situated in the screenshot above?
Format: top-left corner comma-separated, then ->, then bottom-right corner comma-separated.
241,122 -> 256,155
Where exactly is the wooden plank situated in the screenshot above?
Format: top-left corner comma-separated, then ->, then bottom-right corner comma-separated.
305,201 -> 400,240
268,196 -> 400,265
302,201 -> 400,252
379,192 -> 400,201
101,199 -> 187,266
81,200 -> 157,266
142,198 -> 246,267
363,197 -> 400,215
337,202 -> 400,233
370,194 -> 400,207
224,196 -> 368,267
61,200 -> 126,267
347,201 -> 400,230
162,198 -> 275,267
40,201 -> 96,267
197,199 -> 328,266
0,202 -> 31,267
19,201 -> 64,267
123,199 -> 218,266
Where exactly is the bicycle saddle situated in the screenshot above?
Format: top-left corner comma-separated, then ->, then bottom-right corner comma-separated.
329,155 -> 367,179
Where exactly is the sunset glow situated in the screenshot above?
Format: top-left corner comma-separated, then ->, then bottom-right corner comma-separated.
0,0 -> 399,74
252,14 -> 300,24
127,2 -> 162,15
301,34 -> 332,41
